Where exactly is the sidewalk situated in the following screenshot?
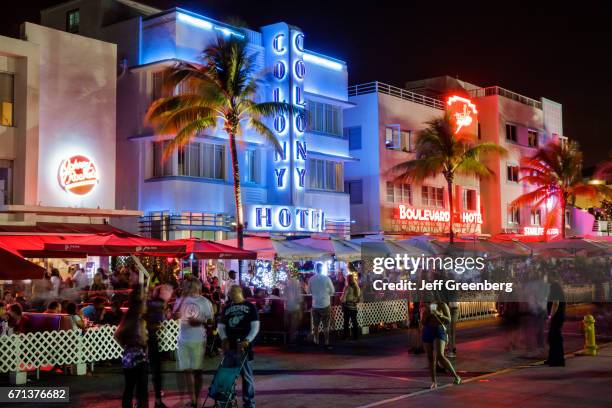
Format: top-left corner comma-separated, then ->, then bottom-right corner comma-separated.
363,344 -> 612,408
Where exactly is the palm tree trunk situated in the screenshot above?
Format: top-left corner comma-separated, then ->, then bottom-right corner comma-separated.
560,194 -> 567,239
447,179 -> 455,243
229,132 -> 244,283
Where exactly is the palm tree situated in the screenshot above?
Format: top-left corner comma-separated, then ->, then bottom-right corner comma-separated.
145,36 -> 293,262
392,112 -> 506,243
512,140 -> 611,238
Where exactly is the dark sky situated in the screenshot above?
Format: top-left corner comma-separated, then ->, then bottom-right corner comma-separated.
3,1 -> 612,165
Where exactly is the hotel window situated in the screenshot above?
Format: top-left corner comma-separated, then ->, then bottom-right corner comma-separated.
0,160 -> 13,205
0,73 -> 14,127
508,205 -> 520,225
422,186 -> 444,208
386,181 -> 395,202
343,126 -> 362,150
385,127 -> 411,151
505,123 -> 517,142
527,130 -> 538,147
66,9 -> 80,33
507,164 -> 519,182
530,209 -> 542,226
152,141 -> 173,177
153,141 -> 225,180
244,149 -> 258,183
565,210 -> 571,228
308,158 -> 343,191
344,180 -> 363,204
462,189 -> 477,211
307,101 -> 342,136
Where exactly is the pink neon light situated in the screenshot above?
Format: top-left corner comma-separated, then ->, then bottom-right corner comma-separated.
447,95 -> 478,134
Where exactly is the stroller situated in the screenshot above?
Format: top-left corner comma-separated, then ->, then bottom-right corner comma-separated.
203,349 -> 250,408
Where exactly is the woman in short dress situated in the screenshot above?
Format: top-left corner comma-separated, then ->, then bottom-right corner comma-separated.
421,301 -> 461,388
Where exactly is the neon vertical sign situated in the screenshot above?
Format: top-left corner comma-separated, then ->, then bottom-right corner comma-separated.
447,95 -> 477,134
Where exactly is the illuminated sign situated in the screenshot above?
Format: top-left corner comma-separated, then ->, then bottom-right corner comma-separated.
397,205 -> 482,224
523,227 -> 560,236
447,95 -> 477,134
245,205 -> 325,232
58,155 -> 99,195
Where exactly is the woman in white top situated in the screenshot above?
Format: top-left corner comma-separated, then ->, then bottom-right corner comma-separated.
65,302 -> 85,332
49,268 -> 62,298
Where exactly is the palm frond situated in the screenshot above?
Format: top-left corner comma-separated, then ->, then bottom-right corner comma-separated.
247,118 -> 282,154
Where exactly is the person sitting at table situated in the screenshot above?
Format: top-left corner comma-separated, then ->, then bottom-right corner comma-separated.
7,303 -> 29,334
65,302 -> 85,331
102,300 -> 125,326
0,302 -> 8,335
82,297 -> 107,324
45,300 -> 62,314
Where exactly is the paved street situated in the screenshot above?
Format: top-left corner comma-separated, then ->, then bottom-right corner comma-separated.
3,305 -> 610,408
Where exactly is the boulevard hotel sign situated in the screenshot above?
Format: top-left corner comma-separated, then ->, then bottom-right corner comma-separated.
391,205 -> 483,234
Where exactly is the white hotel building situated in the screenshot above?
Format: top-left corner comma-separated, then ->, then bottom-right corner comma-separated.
41,0 -> 353,240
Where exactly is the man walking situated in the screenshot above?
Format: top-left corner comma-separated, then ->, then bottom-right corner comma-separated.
215,285 -> 260,408
546,277 -> 566,366
308,263 -> 335,350
173,277 -> 214,408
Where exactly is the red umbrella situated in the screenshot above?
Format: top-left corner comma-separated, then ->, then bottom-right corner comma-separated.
169,238 -> 256,260
43,233 -> 186,256
0,242 -> 46,280
0,235 -> 88,258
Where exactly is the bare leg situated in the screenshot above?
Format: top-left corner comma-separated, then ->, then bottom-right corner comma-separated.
194,370 -> 203,406
184,371 -> 195,404
435,339 -> 460,382
424,342 -> 436,388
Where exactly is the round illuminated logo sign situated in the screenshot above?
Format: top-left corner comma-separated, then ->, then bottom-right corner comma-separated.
58,155 -> 99,195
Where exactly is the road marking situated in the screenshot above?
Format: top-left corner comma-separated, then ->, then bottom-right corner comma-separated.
355,343 -> 611,408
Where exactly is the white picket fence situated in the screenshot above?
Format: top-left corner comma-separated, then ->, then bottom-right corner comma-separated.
0,300 -> 497,384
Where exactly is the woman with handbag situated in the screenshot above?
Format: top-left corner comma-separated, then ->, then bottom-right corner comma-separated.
422,301 -> 461,389
341,274 -> 361,341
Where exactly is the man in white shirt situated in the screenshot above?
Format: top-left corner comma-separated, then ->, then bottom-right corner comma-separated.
308,263 -> 335,349
173,277 -> 214,408
224,270 -> 238,301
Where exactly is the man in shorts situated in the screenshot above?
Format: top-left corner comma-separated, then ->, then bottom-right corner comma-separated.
308,263 -> 335,350
173,277 -> 214,408
215,285 -> 260,408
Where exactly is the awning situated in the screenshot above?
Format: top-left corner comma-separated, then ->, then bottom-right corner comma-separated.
0,222 -> 138,235
0,242 -> 46,280
42,233 -> 186,256
293,237 -> 362,262
166,238 -> 256,260
271,239 -> 332,261
0,235 -> 89,258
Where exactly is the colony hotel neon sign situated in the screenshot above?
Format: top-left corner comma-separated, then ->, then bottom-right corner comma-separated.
58,155 -> 99,196
447,95 -> 477,134
397,205 -> 483,224
246,205 -> 325,232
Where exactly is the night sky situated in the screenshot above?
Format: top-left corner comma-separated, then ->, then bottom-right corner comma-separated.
3,1 -> 612,166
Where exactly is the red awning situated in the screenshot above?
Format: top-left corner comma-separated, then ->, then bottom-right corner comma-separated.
43,233 -> 187,256
168,238 -> 257,260
0,222 -> 138,235
0,242 -> 46,280
0,235 -> 88,258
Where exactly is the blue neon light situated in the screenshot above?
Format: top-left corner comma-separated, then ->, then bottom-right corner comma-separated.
304,53 -> 343,71
177,12 -> 213,30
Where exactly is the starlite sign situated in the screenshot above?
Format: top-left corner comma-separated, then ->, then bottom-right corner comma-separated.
523,227 -> 560,236
447,95 -> 477,134
397,205 -> 483,224
246,205 -> 325,233
58,155 -> 99,196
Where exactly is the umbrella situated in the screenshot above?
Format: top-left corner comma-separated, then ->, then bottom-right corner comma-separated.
0,234 -> 90,258
271,239 -> 333,261
529,238 -> 612,257
167,238 -> 256,260
43,233 -> 186,256
217,237 -> 276,260
0,242 -> 46,280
